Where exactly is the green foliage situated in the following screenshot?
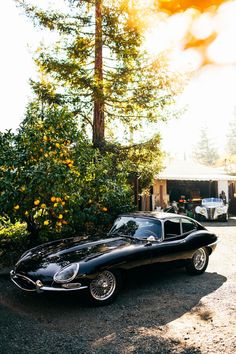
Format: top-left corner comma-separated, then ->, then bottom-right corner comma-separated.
0,105 -> 134,243
2,0 -> 178,248
0,222 -> 29,267
13,0 -> 179,208
15,0 -> 179,137
192,126 -> 219,166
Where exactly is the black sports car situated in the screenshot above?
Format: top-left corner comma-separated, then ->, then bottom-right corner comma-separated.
10,212 -> 218,305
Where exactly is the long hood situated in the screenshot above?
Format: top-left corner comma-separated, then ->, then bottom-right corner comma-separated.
204,204 -> 221,209
15,235 -> 134,277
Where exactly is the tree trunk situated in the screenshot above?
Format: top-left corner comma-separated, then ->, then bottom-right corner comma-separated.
26,219 -> 40,247
93,0 -> 105,148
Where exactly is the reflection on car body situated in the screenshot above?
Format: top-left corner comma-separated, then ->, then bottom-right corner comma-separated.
11,212 -> 218,305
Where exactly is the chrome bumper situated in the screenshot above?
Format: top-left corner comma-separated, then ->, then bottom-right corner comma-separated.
10,270 -> 88,292
208,240 -> 218,248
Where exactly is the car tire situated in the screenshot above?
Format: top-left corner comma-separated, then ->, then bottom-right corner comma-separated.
87,270 -> 122,306
222,213 -> 228,222
186,247 -> 209,275
195,214 -> 205,222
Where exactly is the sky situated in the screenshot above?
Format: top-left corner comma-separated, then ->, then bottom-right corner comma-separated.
1,0 -> 236,157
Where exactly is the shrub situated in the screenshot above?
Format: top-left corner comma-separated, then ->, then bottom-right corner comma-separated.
0,222 -> 29,267
0,106 -> 134,245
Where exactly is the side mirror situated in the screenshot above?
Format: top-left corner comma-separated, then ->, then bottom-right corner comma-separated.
146,236 -> 156,242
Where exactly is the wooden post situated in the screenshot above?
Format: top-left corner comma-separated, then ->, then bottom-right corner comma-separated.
134,173 -> 139,209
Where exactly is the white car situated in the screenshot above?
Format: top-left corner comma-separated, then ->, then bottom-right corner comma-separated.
195,197 -> 228,222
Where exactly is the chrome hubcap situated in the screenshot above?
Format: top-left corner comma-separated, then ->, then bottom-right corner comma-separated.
193,248 -> 207,270
90,271 -> 116,301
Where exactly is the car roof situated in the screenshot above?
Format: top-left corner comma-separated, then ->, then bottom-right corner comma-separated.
119,211 -> 188,221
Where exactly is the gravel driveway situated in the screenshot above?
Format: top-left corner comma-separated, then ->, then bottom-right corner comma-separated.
0,219 -> 235,354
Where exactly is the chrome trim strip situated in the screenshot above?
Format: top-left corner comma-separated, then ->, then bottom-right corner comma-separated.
41,285 -> 88,292
11,272 -> 88,292
207,240 -> 218,247
53,263 -> 80,284
11,274 -> 37,292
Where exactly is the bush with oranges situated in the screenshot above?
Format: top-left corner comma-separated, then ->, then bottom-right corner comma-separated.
0,106 -> 134,244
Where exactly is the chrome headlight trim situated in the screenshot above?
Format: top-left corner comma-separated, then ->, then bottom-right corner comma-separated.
216,207 -> 223,214
53,263 -> 80,283
200,208 -> 206,215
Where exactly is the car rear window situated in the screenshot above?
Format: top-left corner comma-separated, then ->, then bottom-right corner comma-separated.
181,218 -> 197,233
164,218 -> 181,238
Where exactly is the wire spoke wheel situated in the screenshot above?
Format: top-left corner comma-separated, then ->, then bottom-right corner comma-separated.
193,248 -> 207,270
186,247 -> 209,275
89,270 -> 117,302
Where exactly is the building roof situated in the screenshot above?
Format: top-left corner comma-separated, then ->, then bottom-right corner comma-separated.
155,158 -> 236,181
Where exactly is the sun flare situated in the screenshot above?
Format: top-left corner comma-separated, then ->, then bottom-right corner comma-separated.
142,0 -> 236,70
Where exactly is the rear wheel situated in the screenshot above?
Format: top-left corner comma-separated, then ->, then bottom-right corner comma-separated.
87,270 -> 121,306
186,248 -> 209,275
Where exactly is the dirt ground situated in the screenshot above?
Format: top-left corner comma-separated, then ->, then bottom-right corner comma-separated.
0,219 -> 235,354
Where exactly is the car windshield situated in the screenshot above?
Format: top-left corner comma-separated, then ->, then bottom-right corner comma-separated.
202,198 -> 224,206
109,216 -> 162,240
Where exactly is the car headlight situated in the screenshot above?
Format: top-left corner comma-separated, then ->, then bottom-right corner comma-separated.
217,207 -> 223,214
54,263 -> 79,283
200,208 -> 206,215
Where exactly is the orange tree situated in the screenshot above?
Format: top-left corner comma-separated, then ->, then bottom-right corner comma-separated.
0,104 -> 133,245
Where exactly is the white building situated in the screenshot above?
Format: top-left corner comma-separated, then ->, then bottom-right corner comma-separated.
151,158 -> 236,213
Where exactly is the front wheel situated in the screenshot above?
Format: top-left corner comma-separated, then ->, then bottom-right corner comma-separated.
186,248 -> 209,275
87,270 -> 121,306
194,213 -> 205,222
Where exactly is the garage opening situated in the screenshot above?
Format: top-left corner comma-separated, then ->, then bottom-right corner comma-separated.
167,180 -> 218,202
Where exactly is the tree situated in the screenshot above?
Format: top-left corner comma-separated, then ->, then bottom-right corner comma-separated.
15,0 -> 178,148
226,107 -> 236,155
192,126 -> 219,166
0,104 -> 134,244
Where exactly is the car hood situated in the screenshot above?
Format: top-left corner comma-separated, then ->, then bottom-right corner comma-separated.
201,203 -> 225,208
15,235 -> 135,278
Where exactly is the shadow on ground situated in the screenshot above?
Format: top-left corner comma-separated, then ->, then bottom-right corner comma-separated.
202,216 -> 236,228
0,267 -> 226,354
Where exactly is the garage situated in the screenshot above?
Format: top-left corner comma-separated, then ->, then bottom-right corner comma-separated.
167,180 -> 218,202
153,158 -> 236,213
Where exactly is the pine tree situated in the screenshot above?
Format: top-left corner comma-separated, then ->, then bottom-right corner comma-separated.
226,108 -> 236,155
15,0 -> 178,148
193,126 -> 219,166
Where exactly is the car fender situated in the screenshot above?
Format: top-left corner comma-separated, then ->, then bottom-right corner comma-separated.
184,230 -> 218,254
75,243 -> 153,279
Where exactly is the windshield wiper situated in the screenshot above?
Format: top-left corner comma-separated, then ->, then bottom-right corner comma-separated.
109,232 -> 140,241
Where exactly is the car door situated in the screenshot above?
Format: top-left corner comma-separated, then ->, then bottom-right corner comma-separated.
125,218 -> 162,269
108,216 -> 160,270
150,217 -> 192,264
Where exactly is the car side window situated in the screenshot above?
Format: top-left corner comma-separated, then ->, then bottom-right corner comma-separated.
164,218 -> 181,239
133,220 -> 162,240
181,218 -> 197,234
